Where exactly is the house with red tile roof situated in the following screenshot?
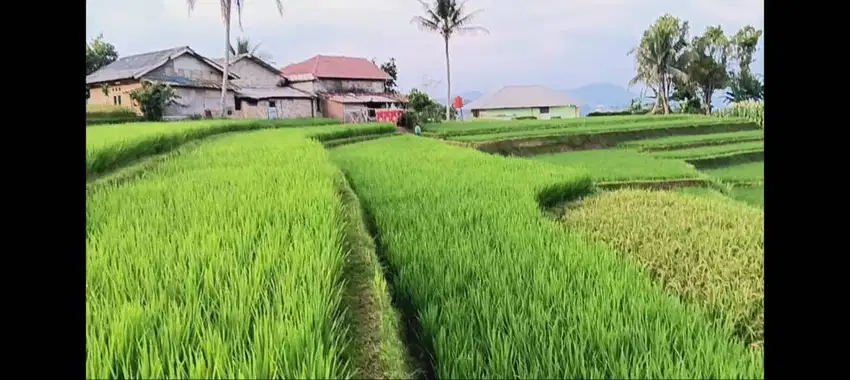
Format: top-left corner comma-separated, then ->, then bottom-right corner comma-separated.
281,55 -> 408,123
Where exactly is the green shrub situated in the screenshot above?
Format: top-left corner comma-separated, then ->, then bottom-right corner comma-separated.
129,82 -> 180,121
515,116 -> 537,120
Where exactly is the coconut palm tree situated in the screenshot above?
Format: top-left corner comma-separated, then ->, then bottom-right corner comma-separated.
230,36 -> 275,64
627,15 -> 689,114
186,0 -> 283,117
412,0 -> 488,121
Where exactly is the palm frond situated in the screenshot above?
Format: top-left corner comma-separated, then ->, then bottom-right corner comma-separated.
411,15 -> 440,31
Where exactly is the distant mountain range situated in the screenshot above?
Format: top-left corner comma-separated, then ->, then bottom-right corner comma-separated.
438,83 -> 731,119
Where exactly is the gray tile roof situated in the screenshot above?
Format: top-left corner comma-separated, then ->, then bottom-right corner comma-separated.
86,46 -> 238,85
466,85 -> 581,110
236,86 -> 314,99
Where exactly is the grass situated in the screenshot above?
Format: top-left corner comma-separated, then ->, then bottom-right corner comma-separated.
730,186 -> 764,208
651,141 -> 764,160
85,118 -> 351,177
717,100 -> 764,128
705,162 -> 764,182
87,130 -> 355,378
425,114 -> 704,137
451,117 -> 755,143
532,149 -> 704,182
332,135 -> 762,379
561,190 -> 764,347
87,104 -> 143,125
622,130 -> 764,151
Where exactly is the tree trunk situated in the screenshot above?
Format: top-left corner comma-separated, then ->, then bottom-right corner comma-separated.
444,35 -> 452,121
704,87 -> 713,115
220,1 -> 232,118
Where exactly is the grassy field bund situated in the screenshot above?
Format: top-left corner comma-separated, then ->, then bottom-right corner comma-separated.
333,136 -> 761,379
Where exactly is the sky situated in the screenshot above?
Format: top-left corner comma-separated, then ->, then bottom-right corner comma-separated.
86,0 -> 764,97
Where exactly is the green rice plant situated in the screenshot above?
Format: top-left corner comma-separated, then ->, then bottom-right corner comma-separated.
651,141 -> 764,160
675,187 -> 729,199
532,149 -> 705,181
622,130 -> 764,151
86,118 -> 342,177
705,162 -> 764,183
452,117 -> 755,143
561,190 -> 764,346
717,100 -> 764,128
730,185 -> 764,208
332,136 -> 762,379
307,123 -> 397,142
86,130 -> 355,379
87,104 -> 139,120
426,114 -> 704,137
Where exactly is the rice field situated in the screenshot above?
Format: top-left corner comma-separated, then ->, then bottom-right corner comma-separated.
426,114 -> 702,137
705,161 -> 764,182
532,149 -> 704,181
332,136 -> 761,379
650,141 -> 764,160
87,114 -> 765,379
86,118 -> 342,176
451,117 -> 756,143
561,190 -> 764,346
622,130 -> 764,151
86,130 -> 361,379
730,186 -> 765,208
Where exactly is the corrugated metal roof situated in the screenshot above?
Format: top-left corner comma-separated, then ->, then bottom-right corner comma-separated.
466,85 -> 580,110
327,93 -> 407,104
281,55 -> 391,80
86,46 -> 238,85
237,86 -> 314,99
213,54 -> 281,76
144,77 -> 240,91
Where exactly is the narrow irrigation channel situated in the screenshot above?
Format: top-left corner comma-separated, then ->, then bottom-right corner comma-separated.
340,173 -> 437,380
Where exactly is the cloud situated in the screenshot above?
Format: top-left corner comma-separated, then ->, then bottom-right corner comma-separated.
87,0 -> 764,95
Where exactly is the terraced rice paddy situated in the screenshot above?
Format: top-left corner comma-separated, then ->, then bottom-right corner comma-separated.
705,162 -> 764,182
560,190 -> 764,346
87,113 -> 765,379
532,149 -> 703,181
622,130 -> 764,151
650,141 -> 764,160
332,136 -> 761,379
86,118 -> 341,176
451,117 -> 755,143
87,131 -> 355,378
426,114 -> 700,137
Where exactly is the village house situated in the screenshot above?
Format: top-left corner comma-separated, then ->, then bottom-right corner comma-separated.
214,54 -> 317,119
466,85 -> 581,120
85,46 -> 240,118
281,55 -> 408,123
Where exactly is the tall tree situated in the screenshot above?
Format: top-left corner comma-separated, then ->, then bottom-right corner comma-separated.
725,25 -> 763,103
628,14 -> 690,114
86,34 -> 119,75
186,0 -> 283,117
686,26 -> 731,115
412,0 -> 488,121
380,58 -> 399,94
